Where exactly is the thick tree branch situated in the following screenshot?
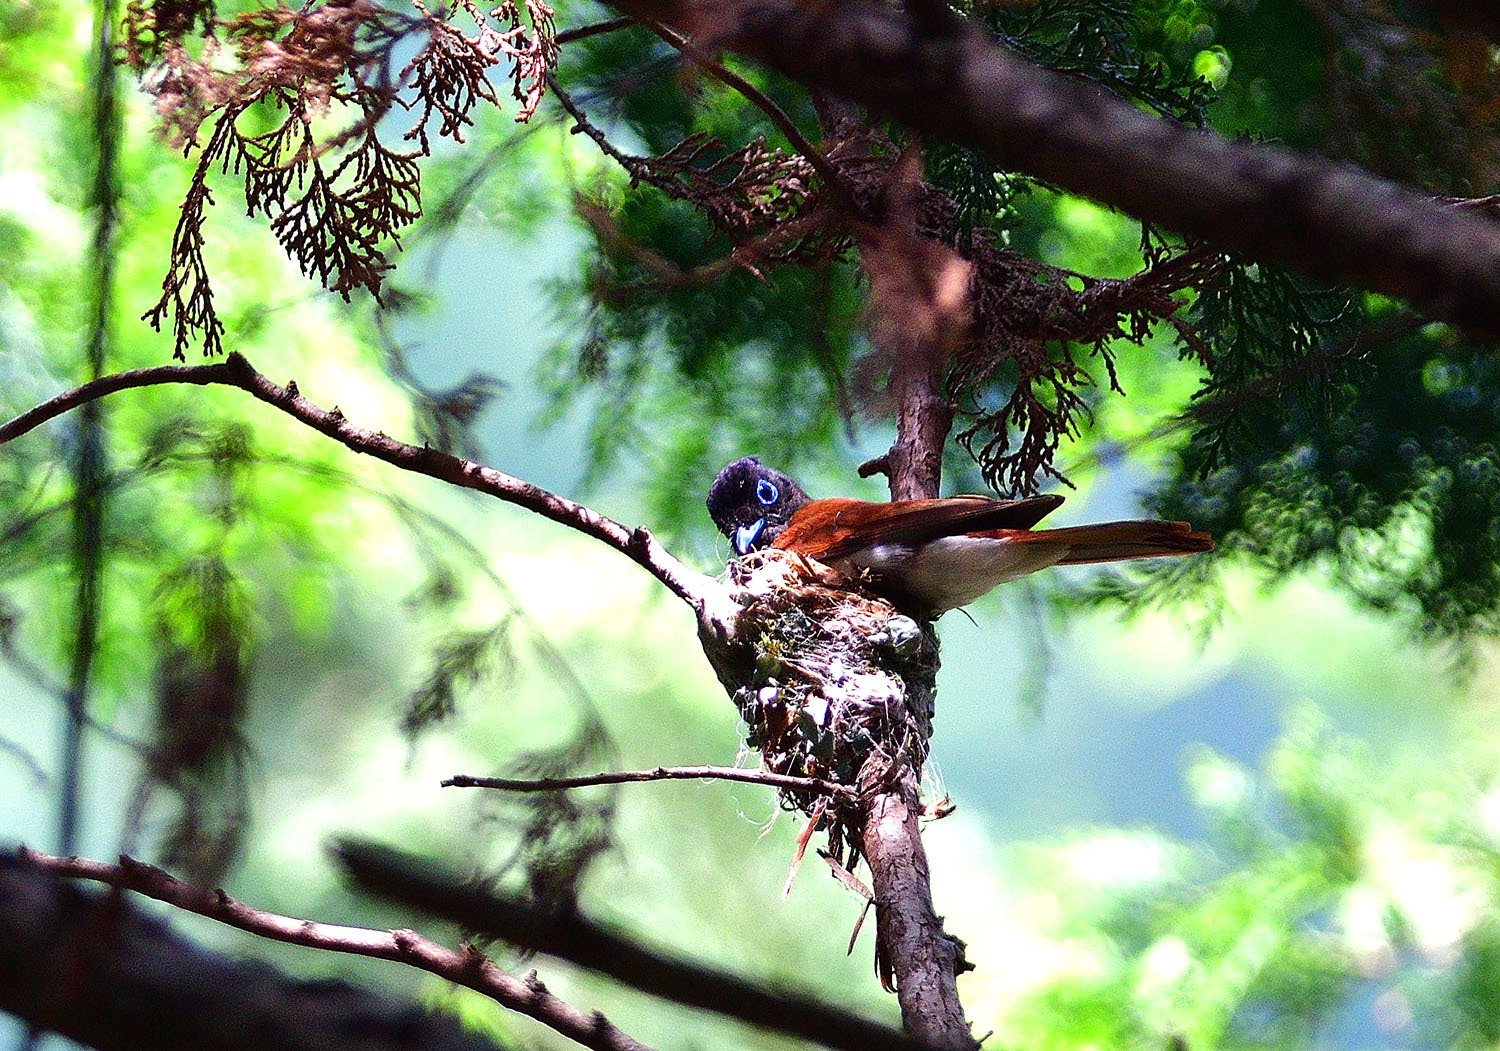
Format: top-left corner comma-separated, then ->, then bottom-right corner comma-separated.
444,765 -> 858,799
335,841 -> 933,1051
0,852 -> 517,1051
17,849 -> 653,1051
886,358 -> 954,504
855,310 -> 973,1046
0,354 -> 727,622
793,128 -> 973,1043
607,0 -> 1500,334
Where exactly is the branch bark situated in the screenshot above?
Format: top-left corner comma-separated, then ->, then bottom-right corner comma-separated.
860,440 -> 971,1043
853,148 -> 966,502
607,0 -> 1500,334
0,852 -> 520,1051
886,355 -> 954,503
335,840 -> 933,1051
16,849 -> 654,1051
859,764 -> 971,1050
803,77 -> 977,1048
0,353 -> 727,622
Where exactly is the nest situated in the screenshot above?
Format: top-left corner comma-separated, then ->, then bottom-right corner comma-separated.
708,548 -> 941,867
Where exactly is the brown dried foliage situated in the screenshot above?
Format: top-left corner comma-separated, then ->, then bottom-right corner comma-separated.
131,0 -> 1228,490
123,0 -> 556,359
839,139 -> 1223,494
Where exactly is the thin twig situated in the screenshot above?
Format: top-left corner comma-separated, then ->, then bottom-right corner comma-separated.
0,736 -> 49,787
546,72 -> 651,180
641,18 -> 858,211
555,16 -> 636,44
573,194 -> 825,291
18,848 -> 655,1051
444,765 -> 858,799
0,353 -> 723,617
573,196 -> 745,286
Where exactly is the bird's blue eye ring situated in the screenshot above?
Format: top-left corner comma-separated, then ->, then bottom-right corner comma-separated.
756,479 -> 779,505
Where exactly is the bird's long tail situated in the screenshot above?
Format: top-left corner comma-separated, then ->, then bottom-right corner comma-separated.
1017,520 -> 1214,565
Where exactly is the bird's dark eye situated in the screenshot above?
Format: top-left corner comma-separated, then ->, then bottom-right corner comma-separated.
756,478 -> 779,505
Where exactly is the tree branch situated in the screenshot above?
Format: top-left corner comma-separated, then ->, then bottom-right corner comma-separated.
546,71 -> 654,182
0,353 -> 726,620
853,202 -> 975,1039
801,82 -> 974,1051
0,852 -> 520,1051
606,0 -> 1500,334
17,849 -> 653,1051
335,841 -> 934,1051
574,194 -> 827,291
443,764 -> 859,799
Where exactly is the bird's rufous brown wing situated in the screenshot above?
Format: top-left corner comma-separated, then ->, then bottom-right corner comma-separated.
772,494 -> 1066,561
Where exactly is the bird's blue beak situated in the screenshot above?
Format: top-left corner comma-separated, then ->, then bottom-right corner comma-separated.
734,519 -> 765,555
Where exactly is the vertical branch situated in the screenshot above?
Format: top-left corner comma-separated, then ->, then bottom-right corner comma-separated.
59,0 -> 121,856
852,148 -> 976,1049
885,341 -> 955,502
856,149 -> 966,502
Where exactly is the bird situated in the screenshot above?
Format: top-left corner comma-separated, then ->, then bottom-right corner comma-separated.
706,456 -> 1213,616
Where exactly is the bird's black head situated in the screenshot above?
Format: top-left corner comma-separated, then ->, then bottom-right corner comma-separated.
706,457 -> 811,555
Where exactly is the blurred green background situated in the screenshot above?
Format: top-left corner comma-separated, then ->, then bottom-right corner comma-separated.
7,1 -> 1500,1050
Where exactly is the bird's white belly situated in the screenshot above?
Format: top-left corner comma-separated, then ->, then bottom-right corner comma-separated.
844,537 -> 1068,613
